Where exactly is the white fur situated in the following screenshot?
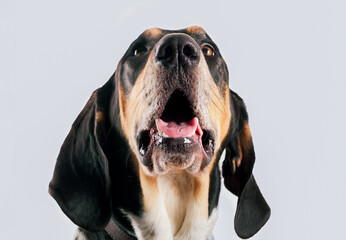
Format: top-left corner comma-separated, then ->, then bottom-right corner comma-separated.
126,172 -> 218,240
125,200 -> 173,240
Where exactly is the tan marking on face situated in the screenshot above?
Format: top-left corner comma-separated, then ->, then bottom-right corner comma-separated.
143,28 -> 162,38
186,25 -> 206,35
119,64 -> 152,154
194,55 -> 231,154
118,85 -> 131,142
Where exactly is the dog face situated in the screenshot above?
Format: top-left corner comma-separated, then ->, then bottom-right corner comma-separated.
117,26 -> 230,176
49,26 -> 270,239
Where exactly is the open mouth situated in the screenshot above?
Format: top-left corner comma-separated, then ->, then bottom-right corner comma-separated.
138,90 -> 215,167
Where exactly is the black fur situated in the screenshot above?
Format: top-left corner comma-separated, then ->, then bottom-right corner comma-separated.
222,90 -> 271,238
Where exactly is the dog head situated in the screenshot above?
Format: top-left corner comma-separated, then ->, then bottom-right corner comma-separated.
117,26 -> 230,176
49,26 -> 270,239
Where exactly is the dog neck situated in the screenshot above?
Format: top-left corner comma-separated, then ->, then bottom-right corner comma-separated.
157,171 -> 195,235
126,169 -> 218,240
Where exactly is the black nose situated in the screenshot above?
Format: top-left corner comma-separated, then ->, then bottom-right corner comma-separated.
154,34 -> 200,68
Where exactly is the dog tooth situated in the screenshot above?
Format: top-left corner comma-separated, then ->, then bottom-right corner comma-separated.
155,119 -> 163,134
139,147 -> 145,156
162,132 -> 169,138
184,138 -> 191,144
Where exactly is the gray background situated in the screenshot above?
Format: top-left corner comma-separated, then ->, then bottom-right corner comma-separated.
1,0 -> 345,239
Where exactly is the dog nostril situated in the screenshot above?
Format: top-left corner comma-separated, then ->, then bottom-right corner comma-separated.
158,45 -> 174,61
182,43 -> 200,66
183,44 -> 197,59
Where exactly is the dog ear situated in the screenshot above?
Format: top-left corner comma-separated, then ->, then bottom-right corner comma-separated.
49,87 -> 112,232
222,90 -> 271,239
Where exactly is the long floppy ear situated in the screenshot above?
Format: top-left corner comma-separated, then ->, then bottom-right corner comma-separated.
49,87 -> 112,232
222,90 -> 270,239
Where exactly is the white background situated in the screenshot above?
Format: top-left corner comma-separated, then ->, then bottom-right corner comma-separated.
1,0 -> 346,239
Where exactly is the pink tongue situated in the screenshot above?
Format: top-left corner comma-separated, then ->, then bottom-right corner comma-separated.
157,117 -> 203,138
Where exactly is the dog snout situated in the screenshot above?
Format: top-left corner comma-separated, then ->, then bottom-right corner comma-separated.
154,34 -> 200,68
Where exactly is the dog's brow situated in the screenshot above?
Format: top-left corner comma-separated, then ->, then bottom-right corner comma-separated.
186,26 -> 206,35
143,28 -> 162,38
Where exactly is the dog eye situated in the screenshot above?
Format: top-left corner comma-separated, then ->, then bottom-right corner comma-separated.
201,45 -> 215,56
133,46 -> 147,57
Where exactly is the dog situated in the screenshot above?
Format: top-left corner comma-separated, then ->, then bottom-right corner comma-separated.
49,26 -> 270,240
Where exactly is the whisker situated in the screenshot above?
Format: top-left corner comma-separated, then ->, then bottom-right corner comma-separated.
208,83 -> 224,105
207,85 -> 226,114
124,148 -> 133,169
103,125 -> 115,143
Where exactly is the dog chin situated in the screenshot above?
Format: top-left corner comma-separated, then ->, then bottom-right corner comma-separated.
139,148 -> 205,176
137,133 -> 214,176
153,151 -> 203,176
